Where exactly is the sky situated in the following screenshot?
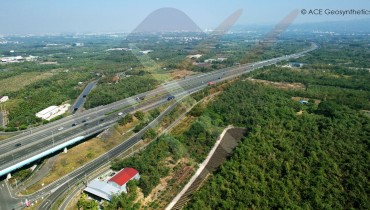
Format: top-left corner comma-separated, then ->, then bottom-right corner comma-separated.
0,0 -> 369,34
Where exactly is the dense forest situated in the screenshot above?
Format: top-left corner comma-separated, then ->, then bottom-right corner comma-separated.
185,79 -> 369,209
85,76 -> 158,108
6,72 -> 93,128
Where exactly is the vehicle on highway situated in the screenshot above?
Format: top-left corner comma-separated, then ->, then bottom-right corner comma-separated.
15,143 -> 22,147
118,112 -> 123,116
84,123 -> 89,126
58,127 -> 64,131
208,81 -> 215,86
167,95 -> 175,101
72,123 -> 77,127
82,119 -> 87,123
135,96 -> 145,101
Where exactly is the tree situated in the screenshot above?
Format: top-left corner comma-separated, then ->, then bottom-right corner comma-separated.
77,193 -> 99,210
118,113 -> 133,126
134,111 -> 145,121
143,128 -> 156,140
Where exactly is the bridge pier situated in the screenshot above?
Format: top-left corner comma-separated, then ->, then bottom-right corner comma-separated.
6,173 -> 11,180
63,147 -> 68,153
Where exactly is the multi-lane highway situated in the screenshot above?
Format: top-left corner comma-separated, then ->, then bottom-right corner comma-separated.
0,43 -> 317,177
0,43 -> 318,209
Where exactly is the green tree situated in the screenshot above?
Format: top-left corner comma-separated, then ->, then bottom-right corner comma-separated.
134,111 -> 145,121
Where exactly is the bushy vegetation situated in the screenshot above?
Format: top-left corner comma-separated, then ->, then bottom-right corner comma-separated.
118,113 -> 133,126
111,135 -> 174,196
85,76 -> 158,108
252,64 -> 370,111
7,72 -> 93,128
77,193 -> 99,210
186,80 -> 370,209
102,181 -> 140,210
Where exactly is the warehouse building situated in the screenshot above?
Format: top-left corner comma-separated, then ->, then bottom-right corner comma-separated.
35,106 -> 59,120
84,168 -> 140,201
35,104 -> 70,120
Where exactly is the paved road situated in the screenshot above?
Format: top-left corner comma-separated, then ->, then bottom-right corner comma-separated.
36,93 -> 191,210
0,43 -> 318,208
71,80 -> 97,113
0,180 -> 19,210
35,43 -> 318,209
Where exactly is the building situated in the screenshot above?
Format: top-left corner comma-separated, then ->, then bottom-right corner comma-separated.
36,106 -> 59,120
35,104 -> 70,120
107,168 -> 140,193
84,168 -> 140,201
187,54 -> 202,59
0,96 -> 9,103
204,59 -> 216,63
139,50 -> 153,55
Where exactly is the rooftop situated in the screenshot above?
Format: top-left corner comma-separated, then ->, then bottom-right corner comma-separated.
108,168 -> 139,186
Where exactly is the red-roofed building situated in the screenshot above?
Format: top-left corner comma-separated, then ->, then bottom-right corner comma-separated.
107,168 -> 140,193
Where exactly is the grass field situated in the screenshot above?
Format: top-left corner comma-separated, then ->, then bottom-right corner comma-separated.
0,72 -> 54,95
21,123 -> 137,195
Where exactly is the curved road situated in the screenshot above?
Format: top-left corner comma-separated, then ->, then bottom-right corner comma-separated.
0,43 -> 318,209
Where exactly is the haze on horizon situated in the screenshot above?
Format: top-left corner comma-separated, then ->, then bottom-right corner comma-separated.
0,0 -> 368,35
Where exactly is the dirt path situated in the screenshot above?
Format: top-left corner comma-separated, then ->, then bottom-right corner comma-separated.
166,126 -> 246,210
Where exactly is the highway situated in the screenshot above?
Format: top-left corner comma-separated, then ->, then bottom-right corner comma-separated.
0,43 -> 317,209
0,43 -> 318,178
35,93 -> 192,210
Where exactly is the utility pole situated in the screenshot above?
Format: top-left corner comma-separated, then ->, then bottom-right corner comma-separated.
52,131 -> 54,147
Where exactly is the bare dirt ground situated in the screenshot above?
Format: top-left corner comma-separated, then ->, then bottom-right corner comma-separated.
140,157 -> 194,209
169,70 -> 195,80
168,127 -> 246,210
292,96 -> 321,105
246,78 -> 305,90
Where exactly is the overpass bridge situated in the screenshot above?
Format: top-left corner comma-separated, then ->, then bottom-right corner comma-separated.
0,43 -> 318,180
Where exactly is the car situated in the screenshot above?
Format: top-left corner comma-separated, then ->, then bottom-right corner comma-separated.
118,112 -> 123,116
15,143 -> 22,147
84,123 -> 89,126
167,95 -> 175,101
82,119 -> 86,123
72,123 -> 77,127
58,127 -> 64,131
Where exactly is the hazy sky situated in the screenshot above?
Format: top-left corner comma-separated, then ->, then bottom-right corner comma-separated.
0,0 -> 368,34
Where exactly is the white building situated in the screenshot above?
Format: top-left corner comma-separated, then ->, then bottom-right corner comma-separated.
0,96 -> 9,103
36,106 -> 59,120
187,54 -> 202,59
139,50 -> 153,55
84,168 -> 140,201
35,104 -> 70,121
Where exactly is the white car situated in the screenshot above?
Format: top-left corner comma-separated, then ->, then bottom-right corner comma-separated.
58,127 -> 64,131
118,112 -> 123,116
